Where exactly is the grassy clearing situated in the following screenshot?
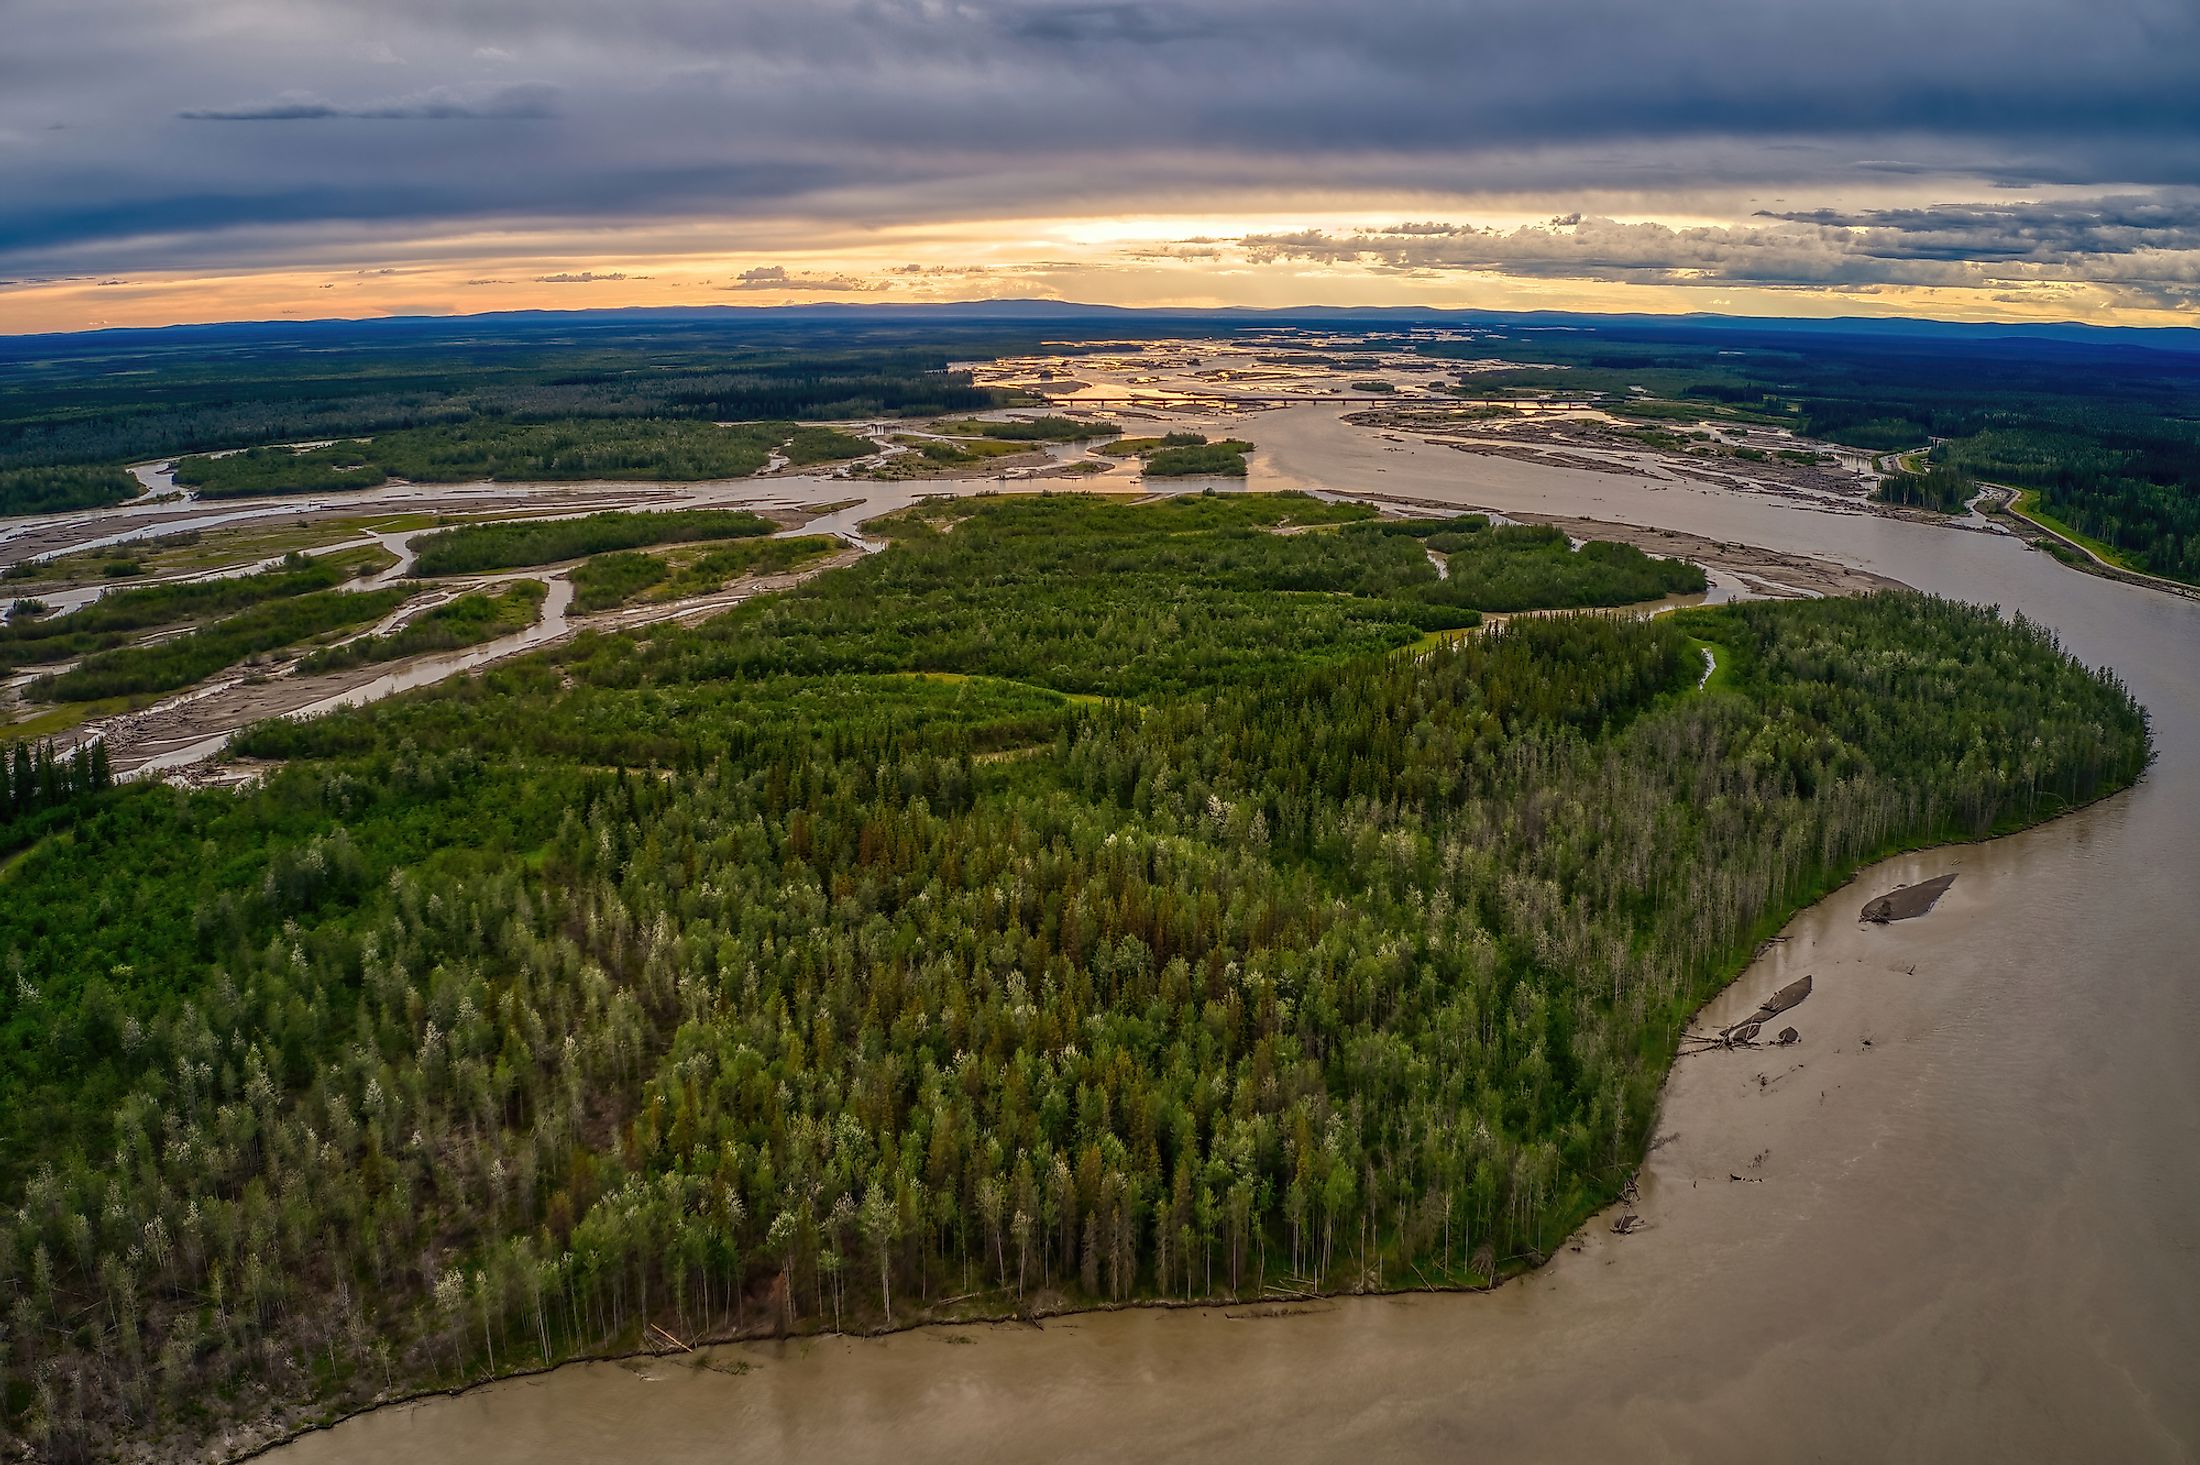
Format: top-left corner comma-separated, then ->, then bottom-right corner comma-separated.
0,695 -> 139,741
2012,490 -> 2143,573
0,837 -> 47,882
1687,638 -> 1737,695
889,669 -> 1107,706
864,435 -> 1033,479
1407,624 -> 1484,654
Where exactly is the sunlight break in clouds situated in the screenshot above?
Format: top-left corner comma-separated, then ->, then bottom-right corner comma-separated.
2,0 -> 2198,331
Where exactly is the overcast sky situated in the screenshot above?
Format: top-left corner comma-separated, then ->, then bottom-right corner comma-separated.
3,0 -> 2197,330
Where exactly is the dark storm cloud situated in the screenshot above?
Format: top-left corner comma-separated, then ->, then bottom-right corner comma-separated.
1001,3 -> 1218,45
1758,197 -> 2200,262
2,0 -> 2198,288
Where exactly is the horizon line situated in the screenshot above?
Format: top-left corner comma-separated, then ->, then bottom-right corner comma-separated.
6,296 -> 2200,348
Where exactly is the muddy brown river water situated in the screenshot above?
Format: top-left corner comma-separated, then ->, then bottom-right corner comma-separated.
249,403 -> 2200,1463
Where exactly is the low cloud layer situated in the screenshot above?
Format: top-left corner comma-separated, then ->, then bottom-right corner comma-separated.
1235,195 -> 2200,306
726,265 -> 874,293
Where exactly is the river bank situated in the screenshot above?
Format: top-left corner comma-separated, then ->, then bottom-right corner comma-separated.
245,773 -> 2172,1465
1977,485 -> 2200,604
240,393 -> 2200,1464
150,751 -> 2123,1465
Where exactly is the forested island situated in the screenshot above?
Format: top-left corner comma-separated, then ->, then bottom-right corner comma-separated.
0,491 -> 2148,1458
1098,431 -> 1255,477
172,421 -> 873,498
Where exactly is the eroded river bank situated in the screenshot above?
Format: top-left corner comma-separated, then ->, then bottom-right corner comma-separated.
242,395 -> 2200,1462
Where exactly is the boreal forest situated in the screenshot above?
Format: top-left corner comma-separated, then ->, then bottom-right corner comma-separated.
0,490 -> 2148,1458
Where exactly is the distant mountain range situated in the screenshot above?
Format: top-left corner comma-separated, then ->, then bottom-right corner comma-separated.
5,297 -> 2198,356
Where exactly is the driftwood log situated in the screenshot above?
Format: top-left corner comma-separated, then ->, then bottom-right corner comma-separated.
1720,974 -> 1812,1044
1861,872 -> 1958,924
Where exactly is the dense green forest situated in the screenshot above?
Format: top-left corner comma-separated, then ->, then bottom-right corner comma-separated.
172,443 -> 387,498
0,321 -> 1020,483
0,739 -> 112,856
1103,431 -> 1211,455
1933,425 -> 2200,579
1873,464 -> 1974,514
295,582 -> 548,674
570,552 -> 670,613
1422,523 -> 1707,610
0,492 -> 2147,1458
411,510 -> 778,576
782,427 -> 876,466
1145,440 -> 1255,477
0,466 -> 140,517
173,419 -> 872,499
1090,429 -> 1255,476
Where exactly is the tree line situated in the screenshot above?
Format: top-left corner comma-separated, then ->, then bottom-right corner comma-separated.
1,739 -> 112,844
1873,464 -> 1974,514
0,466 -> 141,517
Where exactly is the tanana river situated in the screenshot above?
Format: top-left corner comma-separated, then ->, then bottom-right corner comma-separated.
268,407 -> 2200,1463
